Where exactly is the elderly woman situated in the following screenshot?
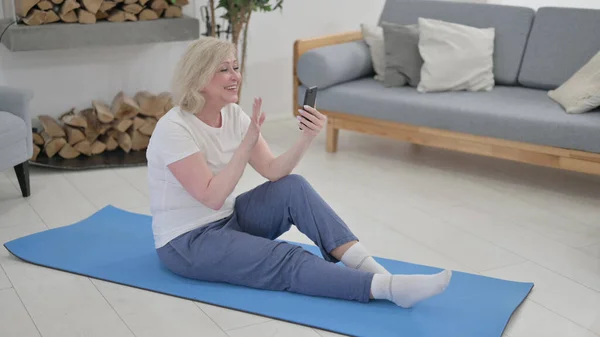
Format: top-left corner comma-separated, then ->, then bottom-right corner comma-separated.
146,37 -> 451,308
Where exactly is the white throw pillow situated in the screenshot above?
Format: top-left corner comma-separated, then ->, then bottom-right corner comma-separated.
548,51 -> 600,114
417,18 -> 495,93
360,23 -> 385,82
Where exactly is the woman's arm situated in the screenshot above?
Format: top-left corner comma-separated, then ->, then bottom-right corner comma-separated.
168,99 -> 266,210
168,139 -> 254,210
250,105 -> 326,181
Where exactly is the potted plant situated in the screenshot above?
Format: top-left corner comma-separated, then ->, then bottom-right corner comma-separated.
202,0 -> 283,100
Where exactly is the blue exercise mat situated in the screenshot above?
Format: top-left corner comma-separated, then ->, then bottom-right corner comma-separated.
4,205 -> 532,337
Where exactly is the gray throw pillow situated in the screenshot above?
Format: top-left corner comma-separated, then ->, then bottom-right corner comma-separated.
381,21 -> 423,88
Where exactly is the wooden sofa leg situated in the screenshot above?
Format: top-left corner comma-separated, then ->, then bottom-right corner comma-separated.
14,161 -> 30,197
326,121 -> 339,153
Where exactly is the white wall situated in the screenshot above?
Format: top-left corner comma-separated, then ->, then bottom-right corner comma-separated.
486,0 -> 600,9
0,0 -> 385,121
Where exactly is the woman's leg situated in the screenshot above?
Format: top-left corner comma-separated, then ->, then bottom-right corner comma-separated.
156,217 -> 374,303
234,174 -> 388,274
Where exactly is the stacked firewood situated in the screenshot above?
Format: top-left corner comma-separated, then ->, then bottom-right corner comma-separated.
31,90 -> 173,161
16,0 -> 187,26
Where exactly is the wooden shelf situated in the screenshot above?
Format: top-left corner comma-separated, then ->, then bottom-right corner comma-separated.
0,16 -> 199,52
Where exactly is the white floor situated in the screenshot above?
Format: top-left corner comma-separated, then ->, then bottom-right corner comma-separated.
1,117 -> 600,337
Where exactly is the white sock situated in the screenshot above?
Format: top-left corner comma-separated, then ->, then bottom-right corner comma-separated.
370,270 -> 452,308
340,242 -> 391,275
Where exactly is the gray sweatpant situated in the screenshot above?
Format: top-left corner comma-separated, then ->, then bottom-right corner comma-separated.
156,174 -> 374,303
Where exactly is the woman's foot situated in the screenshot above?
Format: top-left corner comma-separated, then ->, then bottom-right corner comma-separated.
371,270 -> 452,308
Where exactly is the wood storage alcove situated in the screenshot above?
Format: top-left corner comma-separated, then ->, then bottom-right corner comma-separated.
30,90 -> 173,170
14,0 -> 187,26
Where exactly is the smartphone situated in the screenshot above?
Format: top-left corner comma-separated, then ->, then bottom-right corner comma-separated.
299,86 -> 318,129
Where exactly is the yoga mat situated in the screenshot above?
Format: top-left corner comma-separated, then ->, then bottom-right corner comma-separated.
4,205 -> 533,337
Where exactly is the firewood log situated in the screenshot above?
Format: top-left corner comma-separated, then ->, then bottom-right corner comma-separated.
44,10 -> 60,23
124,11 -> 137,21
111,91 -> 140,120
60,0 -> 79,15
123,0 -> 136,4
32,144 -> 41,161
91,140 -> 106,155
138,0 -> 149,5
99,1 -> 116,12
80,108 -> 102,142
60,10 -> 77,22
152,7 -> 164,16
134,91 -> 162,117
98,123 -> 112,135
77,8 -> 96,23
39,115 -> 65,138
133,116 -> 145,130
138,117 -> 157,136
59,108 -> 87,128
33,133 -> 44,146
171,0 -> 187,6
22,9 -> 47,25
139,8 -> 158,20
81,0 -> 102,14
64,125 -> 86,145
51,0 -> 63,4
106,129 -> 120,139
128,129 -> 149,151
37,0 -> 53,10
58,143 -> 80,159
42,132 -> 66,158
164,5 -> 181,18
150,0 -> 167,13
100,134 -> 119,151
123,3 -> 142,14
96,11 -> 108,20
112,119 -> 133,133
118,132 -> 132,153
158,91 -> 174,115
107,9 -> 126,22
74,140 -> 93,156
92,100 -> 114,123
16,0 -> 41,17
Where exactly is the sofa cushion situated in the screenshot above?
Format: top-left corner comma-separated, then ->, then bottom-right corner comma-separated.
548,51 -> 600,114
299,79 -> 600,153
296,40 -> 374,90
381,22 -> 422,88
378,0 -> 535,86
0,111 -> 27,150
518,7 -> 600,90
416,17 -> 495,93
360,24 -> 386,82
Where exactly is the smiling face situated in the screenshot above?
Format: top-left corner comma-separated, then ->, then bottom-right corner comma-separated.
201,52 -> 241,105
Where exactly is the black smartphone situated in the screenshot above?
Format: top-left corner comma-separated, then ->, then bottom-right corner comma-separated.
299,86 -> 318,129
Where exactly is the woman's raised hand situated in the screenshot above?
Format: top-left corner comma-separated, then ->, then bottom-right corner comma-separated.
243,97 -> 266,148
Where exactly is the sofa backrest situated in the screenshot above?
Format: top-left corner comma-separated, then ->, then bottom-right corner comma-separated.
518,7 -> 600,90
378,0 -> 535,86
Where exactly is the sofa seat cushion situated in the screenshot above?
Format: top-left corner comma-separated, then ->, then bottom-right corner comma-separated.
300,79 -> 600,153
0,111 -> 27,150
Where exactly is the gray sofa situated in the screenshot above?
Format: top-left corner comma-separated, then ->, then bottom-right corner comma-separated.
293,0 -> 600,176
0,85 -> 34,197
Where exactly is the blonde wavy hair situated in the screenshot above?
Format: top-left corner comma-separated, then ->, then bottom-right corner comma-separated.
171,37 -> 237,113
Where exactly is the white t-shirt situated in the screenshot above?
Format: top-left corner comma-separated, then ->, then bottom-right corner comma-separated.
146,103 -> 251,248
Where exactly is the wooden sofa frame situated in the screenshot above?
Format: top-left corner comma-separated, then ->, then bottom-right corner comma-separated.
293,31 -> 600,176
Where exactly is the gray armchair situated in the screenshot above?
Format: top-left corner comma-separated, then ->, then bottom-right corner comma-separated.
0,85 -> 34,197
